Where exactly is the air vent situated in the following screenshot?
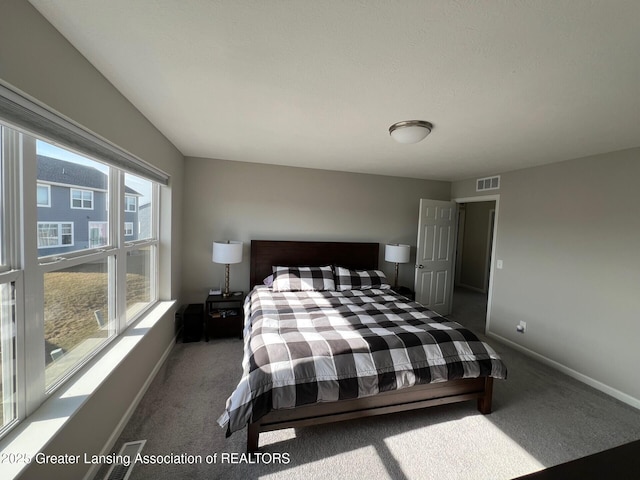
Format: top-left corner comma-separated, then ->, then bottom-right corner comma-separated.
103,440 -> 146,480
476,175 -> 500,192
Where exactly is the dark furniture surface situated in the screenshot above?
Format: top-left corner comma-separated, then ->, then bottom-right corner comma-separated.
394,286 -> 415,300
513,439 -> 640,479
249,240 -> 379,288
205,293 -> 244,340
244,240 -> 497,452
181,303 -> 203,343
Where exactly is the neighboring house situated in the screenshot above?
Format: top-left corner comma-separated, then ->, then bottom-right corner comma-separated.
37,155 -> 141,256
138,202 -> 151,239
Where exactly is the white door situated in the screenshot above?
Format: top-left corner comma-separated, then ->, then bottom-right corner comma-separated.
415,199 -> 457,315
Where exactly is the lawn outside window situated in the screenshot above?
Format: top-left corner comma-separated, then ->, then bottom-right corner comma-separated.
44,257 -> 112,389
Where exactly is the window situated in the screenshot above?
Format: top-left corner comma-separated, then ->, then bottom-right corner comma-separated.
0,130 -> 4,268
37,222 -> 74,248
126,247 -> 154,321
123,173 -> 157,324
0,114 -> 163,440
88,221 -> 108,248
0,129 -> 17,433
0,282 -> 17,432
37,184 -> 51,207
44,259 -> 112,389
124,195 -> 136,212
70,188 -> 93,209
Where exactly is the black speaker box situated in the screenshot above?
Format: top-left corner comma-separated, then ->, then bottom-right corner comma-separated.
182,303 -> 204,342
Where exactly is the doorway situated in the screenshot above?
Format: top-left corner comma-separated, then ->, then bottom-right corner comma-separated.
449,196 -> 498,335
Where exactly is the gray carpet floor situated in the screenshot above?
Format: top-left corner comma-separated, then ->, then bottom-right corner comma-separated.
100,289 -> 640,480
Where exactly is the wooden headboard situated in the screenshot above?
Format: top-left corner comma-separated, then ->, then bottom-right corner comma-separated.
250,240 -> 379,288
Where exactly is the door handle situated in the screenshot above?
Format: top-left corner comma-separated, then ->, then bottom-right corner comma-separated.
416,264 -> 424,269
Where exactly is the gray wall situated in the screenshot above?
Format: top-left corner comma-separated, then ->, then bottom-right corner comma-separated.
181,157 -> 450,303
0,1 -> 184,478
452,148 -> 640,405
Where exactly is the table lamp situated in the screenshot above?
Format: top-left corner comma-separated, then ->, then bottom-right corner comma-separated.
385,243 -> 410,289
212,240 -> 243,297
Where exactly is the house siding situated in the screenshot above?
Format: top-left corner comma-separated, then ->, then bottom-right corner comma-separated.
37,156 -> 139,256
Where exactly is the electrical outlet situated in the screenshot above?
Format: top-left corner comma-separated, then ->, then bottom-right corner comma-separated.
516,321 -> 526,333
497,260 -> 503,269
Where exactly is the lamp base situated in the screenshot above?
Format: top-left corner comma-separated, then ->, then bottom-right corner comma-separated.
394,262 -> 400,290
223,264 -> 230,298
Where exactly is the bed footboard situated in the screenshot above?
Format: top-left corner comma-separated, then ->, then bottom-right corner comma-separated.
246,376 -> 494,452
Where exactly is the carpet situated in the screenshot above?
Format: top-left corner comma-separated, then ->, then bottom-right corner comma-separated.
100,291 -> 640,480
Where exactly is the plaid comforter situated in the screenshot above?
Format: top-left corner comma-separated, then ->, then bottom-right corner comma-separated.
217,286 -> 507,435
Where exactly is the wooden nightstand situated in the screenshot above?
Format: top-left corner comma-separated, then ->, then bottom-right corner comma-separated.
205,292 -> 244,340
393,286 -> 415,301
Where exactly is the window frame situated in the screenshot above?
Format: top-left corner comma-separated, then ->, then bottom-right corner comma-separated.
0,126 -> 23,437
37,183 -> 51,207
70,188 -> 94,210
0,273 -> 21,437
124,222 -> 134,237
37,221 -> 74,249
124,195 -> 137,212
0,118 -> 163,440
88,221 -> 108,249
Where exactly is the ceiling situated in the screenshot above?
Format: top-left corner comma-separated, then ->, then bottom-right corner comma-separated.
29,0 -> 640,181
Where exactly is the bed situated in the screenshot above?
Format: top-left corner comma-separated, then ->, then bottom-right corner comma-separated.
218,240 -> 507,452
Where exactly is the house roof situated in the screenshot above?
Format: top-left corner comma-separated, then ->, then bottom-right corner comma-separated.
38,155 -> 141,195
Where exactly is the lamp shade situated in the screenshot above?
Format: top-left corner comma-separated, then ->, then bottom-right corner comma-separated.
212,241 -> 243,264
385,244 -> 410,263
389,120 -> 433,144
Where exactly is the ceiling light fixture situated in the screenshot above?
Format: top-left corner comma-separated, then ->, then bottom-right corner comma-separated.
389,120 -> 433,144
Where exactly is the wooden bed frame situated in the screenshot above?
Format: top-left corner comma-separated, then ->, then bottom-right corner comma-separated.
245,240 -> 495,452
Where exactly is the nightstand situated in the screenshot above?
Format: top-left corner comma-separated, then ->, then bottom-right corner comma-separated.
393,286 -> 415,301
205,292 -> 244,340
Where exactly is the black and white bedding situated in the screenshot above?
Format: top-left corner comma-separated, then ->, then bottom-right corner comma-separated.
218,285 -> 507,436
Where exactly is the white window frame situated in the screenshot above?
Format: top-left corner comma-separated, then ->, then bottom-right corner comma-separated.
0,274 -> 20,436
124,195 -> 136,212
124,222 -> 133,236
37,221 -> 74,249
122,184 -> 159,325
37,183 -> 51,207
0,126 -> 22,436
0,85 -> 166,441
70,188 -> 93,210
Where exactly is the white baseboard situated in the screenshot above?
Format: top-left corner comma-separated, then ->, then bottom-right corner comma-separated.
83,336 -> 177,480
487,331 -> 640,410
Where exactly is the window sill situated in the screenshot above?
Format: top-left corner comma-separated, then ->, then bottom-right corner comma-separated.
0,300 -> 176,479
